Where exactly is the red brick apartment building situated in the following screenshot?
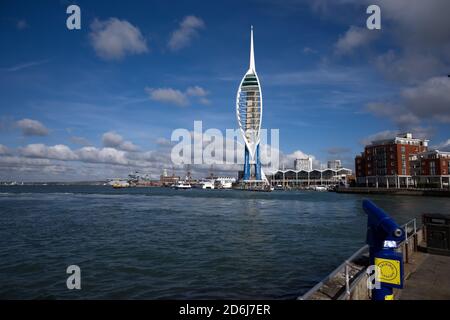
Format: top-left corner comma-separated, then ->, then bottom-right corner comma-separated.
410,150 -> 450,188
355,133 -> 450,189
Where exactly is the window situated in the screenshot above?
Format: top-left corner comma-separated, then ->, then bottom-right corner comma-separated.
430,161 -> 436,176
401,146 -> 406,153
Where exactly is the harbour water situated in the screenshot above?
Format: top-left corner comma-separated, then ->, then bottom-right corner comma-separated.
1,186 -> 449,299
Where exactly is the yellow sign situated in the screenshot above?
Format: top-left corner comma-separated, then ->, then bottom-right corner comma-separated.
375,257 -> 401,285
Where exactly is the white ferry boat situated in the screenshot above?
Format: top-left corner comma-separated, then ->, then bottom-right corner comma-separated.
172,181 -> 192,190
215,177 -> 236,189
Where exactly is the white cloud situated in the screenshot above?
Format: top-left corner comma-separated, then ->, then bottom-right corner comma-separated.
359,130 -> 399,146
76,147 -> 129,165
16,119 -> 49,136
145,86 -> 211,107
119,141 -> 140,152
281,150 -> 321,169
198,97 -> 211,106
312,1 -> 450,83
334,26 -> 377,55
168,15 -> 205,51
89,18 -> 148,60
401,77 -> 450,123
20,144 -> 78,161
0,144 -> 11,155
433,139 -> 450,152
102,131 -> 123,147
303,47 -> 318,54
186,86 -> 210,105
186,86 -> 208,97
102,131 -> 139,152
375,51 -> 445,84
359,128 -> 434,147
366,76 -> 450,131
0,156 -> 52,168
145,87 -> 189,106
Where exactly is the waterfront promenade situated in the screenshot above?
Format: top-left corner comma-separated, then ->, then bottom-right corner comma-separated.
336,187 -> 450,197
399,253 -> 450,300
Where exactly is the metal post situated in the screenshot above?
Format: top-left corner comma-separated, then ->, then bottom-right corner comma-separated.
345,262 -> 350,299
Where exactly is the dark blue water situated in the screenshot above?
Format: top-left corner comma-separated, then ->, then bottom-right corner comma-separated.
1,186 -> 449,299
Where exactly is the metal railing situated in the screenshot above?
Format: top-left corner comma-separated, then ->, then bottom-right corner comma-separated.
298,218 -> 418,300
298,245 -> 369,300
403,218 -> 417,244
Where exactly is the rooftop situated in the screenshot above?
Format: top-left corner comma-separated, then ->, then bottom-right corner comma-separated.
369,132 -> 429,147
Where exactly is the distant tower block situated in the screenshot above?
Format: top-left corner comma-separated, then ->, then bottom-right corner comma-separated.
236,26 -> 265,182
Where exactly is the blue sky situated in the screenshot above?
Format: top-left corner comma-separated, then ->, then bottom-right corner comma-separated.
1,0 -> 449,181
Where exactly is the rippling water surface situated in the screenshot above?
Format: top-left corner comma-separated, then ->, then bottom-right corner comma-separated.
1,185 -> 449,299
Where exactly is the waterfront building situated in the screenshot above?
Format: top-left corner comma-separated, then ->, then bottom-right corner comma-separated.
160,170 -> 180,187
266,168 -> 352,188
294,157 -> 313,171
236,26 -> 265,183
353,132 -> 450,188
327,160 -> 342,170
410,150 -> 450,188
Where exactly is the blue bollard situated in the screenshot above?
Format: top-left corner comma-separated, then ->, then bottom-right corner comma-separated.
362,199 -> 405,300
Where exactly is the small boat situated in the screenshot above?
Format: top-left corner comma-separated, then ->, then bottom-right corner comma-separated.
172,181 -> 192,190
112,182 -> 130,188
215,177 -> 236,189
201,180 -> 215,189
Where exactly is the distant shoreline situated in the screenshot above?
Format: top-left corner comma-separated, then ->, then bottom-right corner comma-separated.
0,181 -> 106,186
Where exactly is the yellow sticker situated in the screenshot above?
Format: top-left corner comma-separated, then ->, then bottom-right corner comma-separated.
385,294 -> 394,300
375,257 -> 401,285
